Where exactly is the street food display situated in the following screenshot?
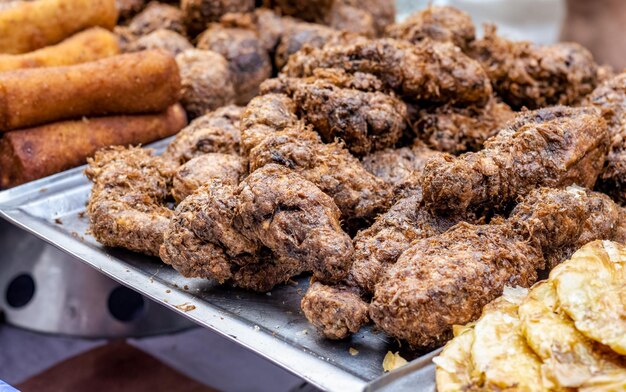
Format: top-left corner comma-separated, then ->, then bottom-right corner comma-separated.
1,1 -> 625,390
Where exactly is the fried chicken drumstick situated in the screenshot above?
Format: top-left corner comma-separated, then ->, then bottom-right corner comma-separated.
160,164 -> 353,291
421,106 -> 609,217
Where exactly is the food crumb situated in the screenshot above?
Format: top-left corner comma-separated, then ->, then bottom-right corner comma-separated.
183,285 -> 189,290
166,289 -> 171,293
253,325 -> 260,331
54,218 -> 63,225
382,351 -> 408,372
349,347 -> 359,356
174,302 -> 196,312
78,211 -> 86,219
296,329 -> 309,336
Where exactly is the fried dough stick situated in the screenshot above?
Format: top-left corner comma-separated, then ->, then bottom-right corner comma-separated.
421,106 -> 609,217
0,28 -> 119,73
370,186 -> 626,347
0,50 -> 181,131
0,104 -> 187,188
0,0 -> 118,54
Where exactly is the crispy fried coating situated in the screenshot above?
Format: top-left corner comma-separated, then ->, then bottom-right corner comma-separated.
86,147 -> 174,257
386,6 -> 475,51
175,49 -> 235,118
0,50 -> 181,131
0,104 -> 187,189
172,153 -> 246,202
163,105 -> 243,164
126,1 -> 185,36
260,72 -> 407,156
300,282 -> 369,340
370,186 -> 626,347
243,94 -> 392,224
586,72 -> 626,204
0,27 -> 120,72
0,0 -> 118,54
126,29 -> 193,56
182,0 -> 255,36
283,38 -> 492,106
160,164 -> 353,290
412,97 -> 515,154
421,106 -> 609,216
470,25 -> 599,109
325,3 -> 375,38
274,22 -> 345,69
361,141 -> 445,189
197,24 -> 272,104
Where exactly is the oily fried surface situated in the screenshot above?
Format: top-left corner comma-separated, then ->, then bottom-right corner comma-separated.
412,97 -> 515,154
163,105 -> 243,164
283,38 -> 491,106
86,147 -> 174,257
421,106 -> 609,216
161,164 -> 353,290
125,2 -> 186,36
470,25 -> 598,109
261,71 -> 407,156
386,5 -> 475,51
300,282 -> 369,340
171,153 -> 245,202
126,29 -> 193,56
243,94 -> 392,224
586,72 -> 626,204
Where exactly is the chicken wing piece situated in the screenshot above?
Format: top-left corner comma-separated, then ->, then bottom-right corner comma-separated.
386,5 -> 475,51
470,25 -> 598,109
163,105 -> 243,164
260,72 -> 407,156
86,147 -> 174,257
197,23 -> 272,104
283,38 -> 492,106
160,164 -> 353,290
370,186 -> 626,347
243,94 -> 392,224
421,106 -> 609,217
412,97 -> 515,154
585,72 -> 626,204
172,153 -> 246,202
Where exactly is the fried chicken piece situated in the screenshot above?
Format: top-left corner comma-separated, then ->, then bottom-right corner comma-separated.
182,0 -> 255,36
126,29 -> 193,56
325,3 -> 375,38
160,164 -> 353,290
585,72 -> 626,204
470,25 -> 598,110
197,24 -> 272,104
421,106 -> 609,217
172,153 -> 246,202
243,94 -> 392,225
413,97 -> 515,154
126,1 -> 186,36
370,186 -> 626,347
260,71 -> 407,156
163,105 -> 243,164
274,22 -> 344,69
361,141 -> 445,189
175,49 -> 236,119
300,282 -> 369,340
386,5 -> 475,51
283,38 -> 492,106
86,147 -> 173,257
301,191 -> 460,339
341,0 -> 394,36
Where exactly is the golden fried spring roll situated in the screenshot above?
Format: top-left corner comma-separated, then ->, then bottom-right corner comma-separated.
0,50 -> 182,132
0,27 -> 120,73
0,104 -> 187,188
0,0 -> 118,54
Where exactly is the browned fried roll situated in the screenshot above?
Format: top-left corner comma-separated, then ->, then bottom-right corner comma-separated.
0,50 -> 181,131
0,28 -> 120,73
0,104 -> 187,188
0,0 -> 118,54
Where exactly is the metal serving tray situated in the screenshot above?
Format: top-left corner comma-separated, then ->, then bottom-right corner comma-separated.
0,140 -> 438,392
